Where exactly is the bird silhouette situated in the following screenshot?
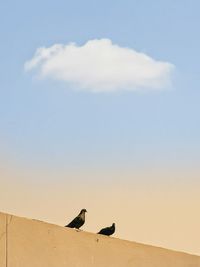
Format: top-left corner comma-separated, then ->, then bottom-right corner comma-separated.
97,223 -> 115,236
65,209 -> 87,229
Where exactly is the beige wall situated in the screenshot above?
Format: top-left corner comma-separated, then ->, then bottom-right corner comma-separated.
0,213 -> 6,267
0,212 -> 200,267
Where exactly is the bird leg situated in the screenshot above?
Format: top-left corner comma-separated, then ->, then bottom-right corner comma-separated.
75,228 -> 82,232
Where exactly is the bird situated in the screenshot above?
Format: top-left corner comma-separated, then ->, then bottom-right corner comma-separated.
97,223 -> 115,236
65,209 -> 87,229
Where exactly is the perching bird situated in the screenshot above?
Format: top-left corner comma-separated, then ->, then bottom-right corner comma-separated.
97,223 -> 115,236
65,209 -> 87,229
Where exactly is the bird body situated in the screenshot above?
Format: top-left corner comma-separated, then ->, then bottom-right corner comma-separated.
98,223 -> 115,236
65,209 -> 87,229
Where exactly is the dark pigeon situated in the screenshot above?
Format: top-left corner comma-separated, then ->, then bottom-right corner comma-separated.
97,223 -> 115,236
65,209 -> 87,229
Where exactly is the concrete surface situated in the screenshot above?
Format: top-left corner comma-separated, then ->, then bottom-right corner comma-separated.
0,213 -> 6,267
0,211 -> 200,267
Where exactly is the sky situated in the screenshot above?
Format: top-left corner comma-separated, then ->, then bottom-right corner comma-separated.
0,0 -> 200,255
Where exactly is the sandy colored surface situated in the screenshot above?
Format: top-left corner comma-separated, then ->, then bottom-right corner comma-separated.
0,212 -> 200,267
0,213 -> 6,267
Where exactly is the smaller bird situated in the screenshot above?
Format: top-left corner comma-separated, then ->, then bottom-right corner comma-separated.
65,209 -> 87,229
97,223 -> 115,236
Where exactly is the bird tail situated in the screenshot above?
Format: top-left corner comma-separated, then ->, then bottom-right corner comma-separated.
65,222 -> 73,228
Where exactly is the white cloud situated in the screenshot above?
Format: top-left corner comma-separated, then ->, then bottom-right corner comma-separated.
25,39 -> 174,92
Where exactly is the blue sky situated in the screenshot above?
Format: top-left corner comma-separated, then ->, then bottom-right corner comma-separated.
0,0 -> 200,171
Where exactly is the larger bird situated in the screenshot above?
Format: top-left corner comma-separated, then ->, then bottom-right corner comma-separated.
65,209 -> 87,229
97,223 -> 115,236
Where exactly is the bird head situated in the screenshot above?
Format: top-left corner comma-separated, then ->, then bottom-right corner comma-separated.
81,209 -> 87,213
112,223 -> 115,228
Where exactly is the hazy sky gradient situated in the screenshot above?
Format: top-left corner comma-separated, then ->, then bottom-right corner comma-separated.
0,0 -> 200,255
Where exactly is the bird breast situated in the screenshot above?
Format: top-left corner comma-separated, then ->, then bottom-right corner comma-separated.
79,212 -> 85,221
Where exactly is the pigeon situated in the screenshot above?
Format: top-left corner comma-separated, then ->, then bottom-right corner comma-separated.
65,209 -> 87,229
97,223 -> 115,236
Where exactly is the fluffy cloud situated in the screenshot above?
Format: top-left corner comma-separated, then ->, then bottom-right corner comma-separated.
25,39 -> 174,92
